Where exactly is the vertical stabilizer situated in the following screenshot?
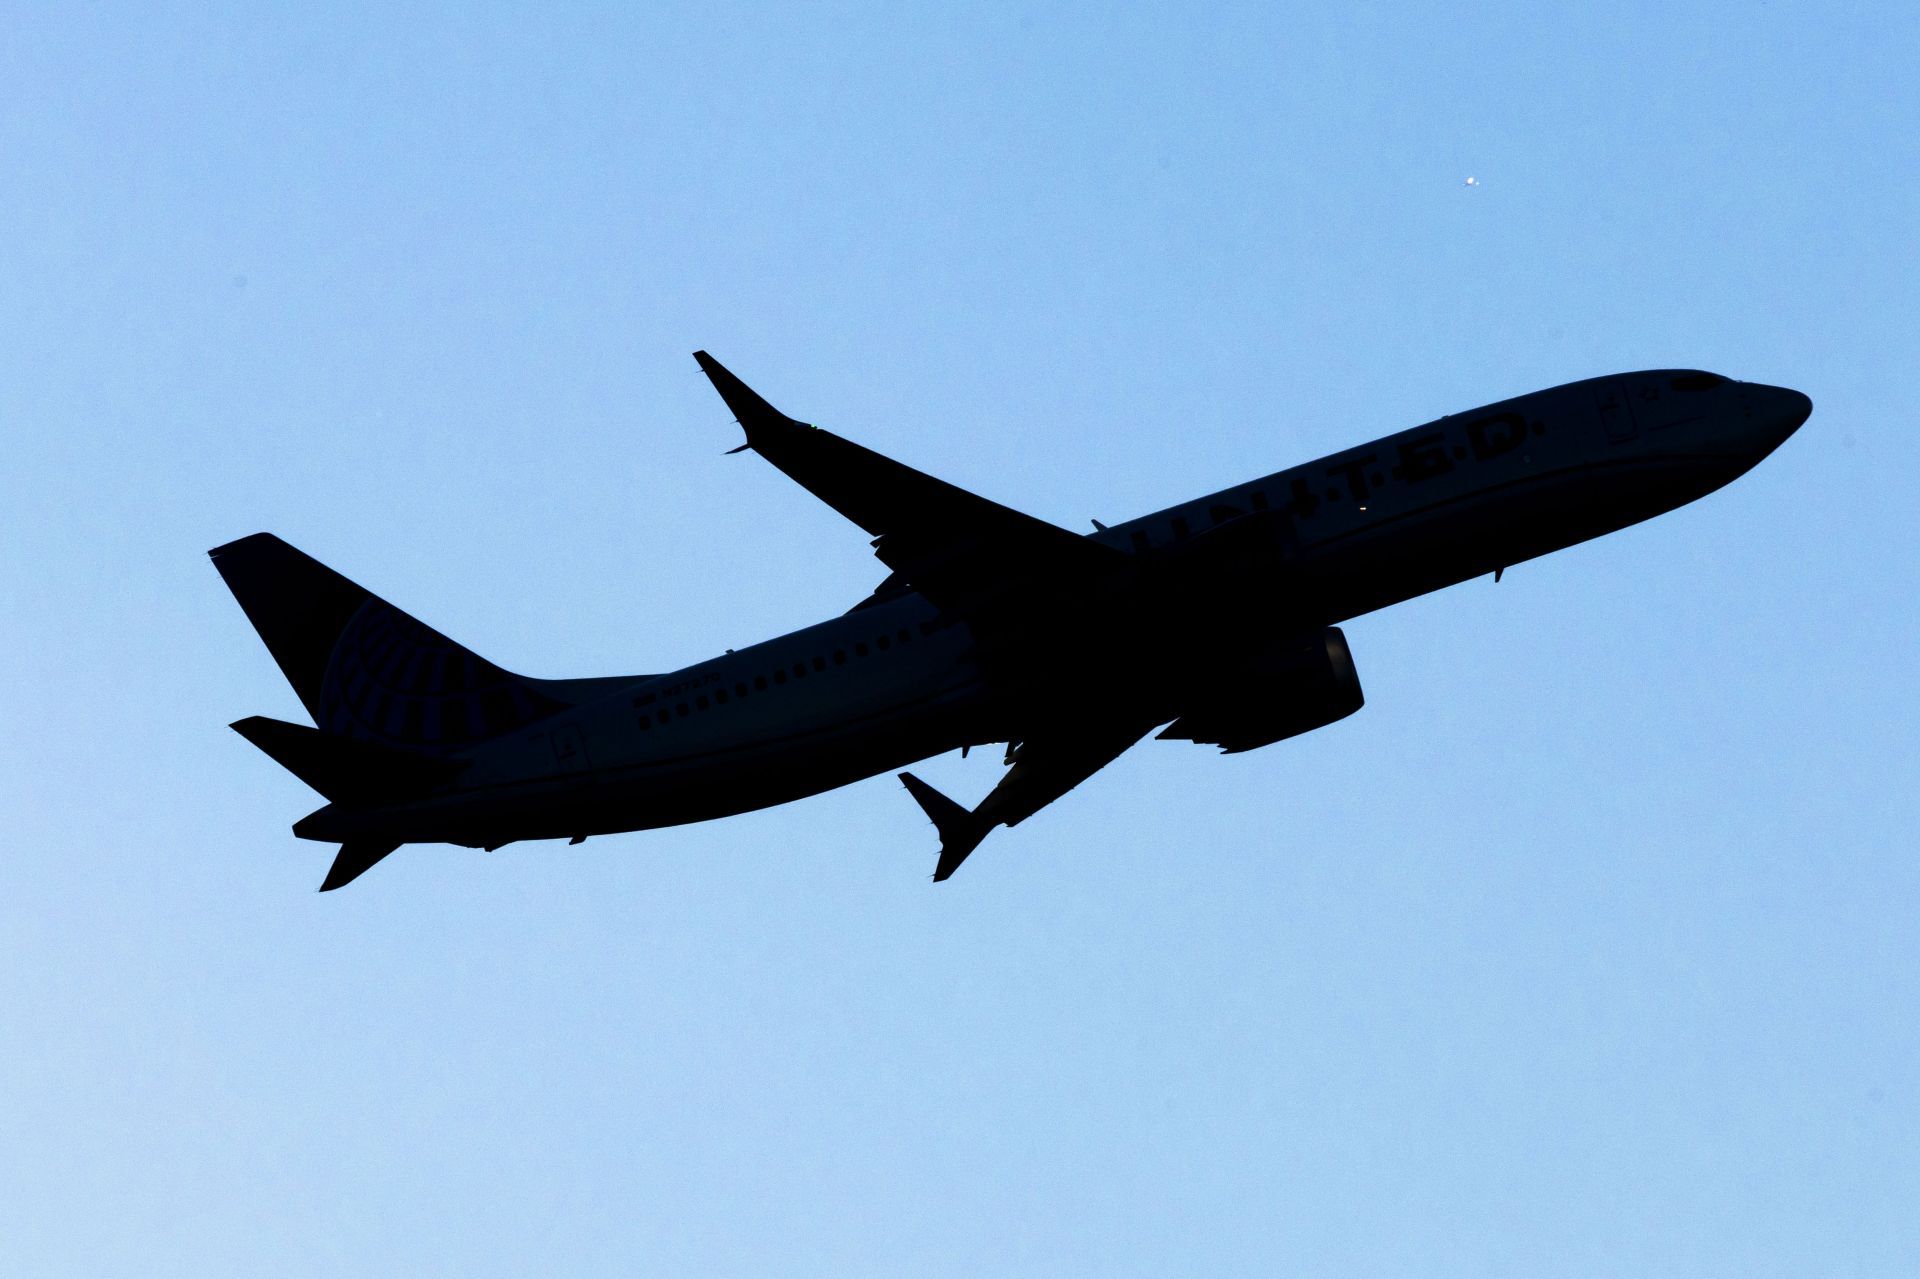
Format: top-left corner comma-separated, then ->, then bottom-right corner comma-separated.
210,533 -> 569,752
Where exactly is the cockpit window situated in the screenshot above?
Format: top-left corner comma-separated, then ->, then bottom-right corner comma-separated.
1670,372 -> 1729,392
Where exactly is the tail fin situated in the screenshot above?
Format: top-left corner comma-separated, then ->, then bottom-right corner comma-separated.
230,716 -> 465,803
210,533 -> 571,752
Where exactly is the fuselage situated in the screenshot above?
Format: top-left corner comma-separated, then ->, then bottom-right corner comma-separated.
297,369 -> 1809,848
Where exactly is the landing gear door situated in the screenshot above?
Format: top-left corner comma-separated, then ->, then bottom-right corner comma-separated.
1595,384 -> 1637,444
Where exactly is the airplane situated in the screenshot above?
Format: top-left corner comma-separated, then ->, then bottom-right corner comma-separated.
212,354 -> 1811,891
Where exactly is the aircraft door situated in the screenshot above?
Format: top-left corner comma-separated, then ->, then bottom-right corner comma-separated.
1595,383 -> 1637,444
533,723 -> 593,775
1628,380 -> 1707,433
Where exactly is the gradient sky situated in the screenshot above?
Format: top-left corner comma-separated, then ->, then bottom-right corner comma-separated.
5,2 -> 1918,1274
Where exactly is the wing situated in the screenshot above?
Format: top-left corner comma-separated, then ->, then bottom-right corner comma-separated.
900,716 -> 1154,880
695,351 -> 1128,612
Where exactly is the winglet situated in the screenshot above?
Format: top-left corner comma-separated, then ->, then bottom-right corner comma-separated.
899,772 -> 992,882
319,841 -> 399,892
693,351 -> 807,450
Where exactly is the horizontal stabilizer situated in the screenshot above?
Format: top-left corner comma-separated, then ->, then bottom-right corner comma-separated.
320,841 -> 400,892
231,716 -> 464,803
899,772 -> 990,882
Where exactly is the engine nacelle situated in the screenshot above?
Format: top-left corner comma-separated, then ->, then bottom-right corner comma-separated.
1158,626 -> 1364,753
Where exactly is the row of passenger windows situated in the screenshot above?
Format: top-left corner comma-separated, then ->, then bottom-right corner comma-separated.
630,618 -> 946,729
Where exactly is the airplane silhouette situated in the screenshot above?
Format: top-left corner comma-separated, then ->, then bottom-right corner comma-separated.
213,354 -> 1810,890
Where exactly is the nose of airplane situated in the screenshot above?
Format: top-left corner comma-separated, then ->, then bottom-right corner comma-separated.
1743,382 -> 1813,453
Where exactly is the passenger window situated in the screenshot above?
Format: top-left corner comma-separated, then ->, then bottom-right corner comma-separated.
793,663 -> 807,678
755,675 -> 768,691
877,635 -> 891,651
833,650 -> 847,665
773,670 -> 787,685
855,642 -> 869,657
812,656 -> 827,672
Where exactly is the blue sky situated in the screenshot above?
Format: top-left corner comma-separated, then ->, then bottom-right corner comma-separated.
4,2 -> 1917,1273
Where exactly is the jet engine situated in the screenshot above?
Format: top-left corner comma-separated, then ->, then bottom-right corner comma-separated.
1158,626 -> 1364,753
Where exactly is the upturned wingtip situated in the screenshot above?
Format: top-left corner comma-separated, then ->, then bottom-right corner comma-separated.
692,350 -> 803,435
318,841 -> 400,892
901,773 -> 989,882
